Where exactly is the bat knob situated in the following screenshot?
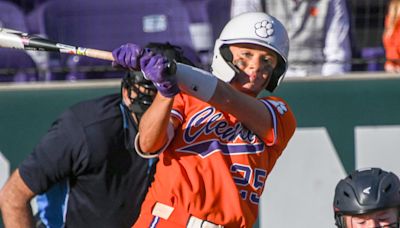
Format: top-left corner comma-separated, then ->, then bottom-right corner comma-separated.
166,60 -> 177,75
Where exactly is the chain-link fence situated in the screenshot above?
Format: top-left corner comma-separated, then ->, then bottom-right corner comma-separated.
349,0 -> 389,71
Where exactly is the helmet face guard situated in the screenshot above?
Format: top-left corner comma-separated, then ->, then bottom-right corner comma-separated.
333,168 -> 400,227
121,71 -> 156,114
211,12 -> 289,93
121,42 -> 198,115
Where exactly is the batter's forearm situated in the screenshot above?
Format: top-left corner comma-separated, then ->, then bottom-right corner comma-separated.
138,94 -> 174,153
1,203 -> 35,228
174,63 -> 273,138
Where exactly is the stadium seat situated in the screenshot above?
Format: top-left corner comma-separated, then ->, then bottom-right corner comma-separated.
180,0 -> 232,43
179,0 -> 232,65
180,0 -> 213,53
27,0 -> 196,80
180,0 -> 210,23
361,46 -> 385,71
0,0 -> 28,31
0,1 -> 38,82
0,49 -> 38,82
207,0 -> 232,43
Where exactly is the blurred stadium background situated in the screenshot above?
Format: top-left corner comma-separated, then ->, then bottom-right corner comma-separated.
1,0 -> 400,227
0,0 -> 394,80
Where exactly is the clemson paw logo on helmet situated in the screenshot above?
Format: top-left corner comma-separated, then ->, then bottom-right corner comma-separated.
254,20 -> 274,38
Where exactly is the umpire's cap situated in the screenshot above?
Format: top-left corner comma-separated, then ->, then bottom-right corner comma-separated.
333,168 -> 400,227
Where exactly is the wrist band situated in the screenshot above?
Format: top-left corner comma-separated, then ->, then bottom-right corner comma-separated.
135,123 -> 175,158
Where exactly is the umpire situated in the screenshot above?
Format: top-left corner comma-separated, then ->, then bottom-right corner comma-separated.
0,42 -> 196,228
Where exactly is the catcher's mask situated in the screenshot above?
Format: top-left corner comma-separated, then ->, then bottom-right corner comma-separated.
121,71 -> 156,116
121,42 -> 197,118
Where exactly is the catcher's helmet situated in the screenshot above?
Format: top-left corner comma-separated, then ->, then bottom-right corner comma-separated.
211,12 -> 289,92
333,168 -> 400,227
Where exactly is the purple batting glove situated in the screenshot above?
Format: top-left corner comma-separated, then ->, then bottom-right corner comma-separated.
140,52 -> 179,98
112,43 -> 143,70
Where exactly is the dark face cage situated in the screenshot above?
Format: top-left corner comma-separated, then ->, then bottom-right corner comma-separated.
121,71 -> 156,113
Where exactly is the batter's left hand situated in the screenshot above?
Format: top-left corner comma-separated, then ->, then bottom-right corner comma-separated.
112,43 -> 143,70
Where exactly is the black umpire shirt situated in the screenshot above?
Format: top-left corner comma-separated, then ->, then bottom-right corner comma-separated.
18,94 -> 156,228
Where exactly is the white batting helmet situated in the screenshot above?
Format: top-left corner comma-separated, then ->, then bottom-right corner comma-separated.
211,12 -> 289,92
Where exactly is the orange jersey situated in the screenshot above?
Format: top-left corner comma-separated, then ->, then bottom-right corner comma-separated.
134,93 -> 296,228
383,14 -> 400,67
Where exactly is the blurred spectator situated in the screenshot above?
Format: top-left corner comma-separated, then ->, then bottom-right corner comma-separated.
231,0 -> 352,77
383,0 -> 400,73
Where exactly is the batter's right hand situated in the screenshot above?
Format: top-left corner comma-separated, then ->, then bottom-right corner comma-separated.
112,43 -> 143,70
140,52 -> 180,98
